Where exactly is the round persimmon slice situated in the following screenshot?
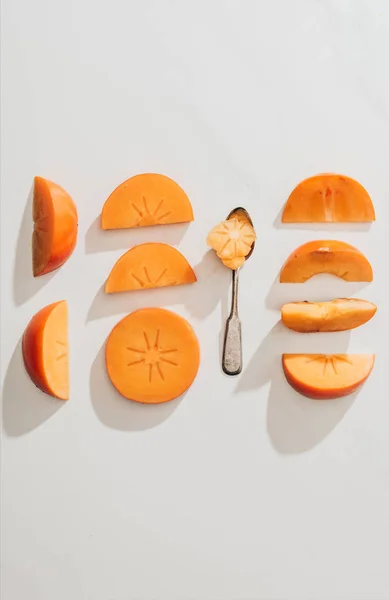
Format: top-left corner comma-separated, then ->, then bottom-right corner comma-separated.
105,243 -> 196,293
101,173 -> 194,230
106,308 -> 200,403
282,174 -> 375,222
282,354 -> 375,399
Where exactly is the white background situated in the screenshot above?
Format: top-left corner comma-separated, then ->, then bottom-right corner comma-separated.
1,1 -> 389,599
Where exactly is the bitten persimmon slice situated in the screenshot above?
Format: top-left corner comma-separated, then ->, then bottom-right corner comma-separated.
101,173 -> 194,229
282,354 -> 375,399
280,240 -> 373,283
282,174 -> 375,222
281,298 -> 377,332
33,177 -> 78,276
22,300 -> 69,400
106,308 -> 200,403
105,243 -> 196,293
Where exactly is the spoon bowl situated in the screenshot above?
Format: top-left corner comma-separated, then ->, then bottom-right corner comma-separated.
226,206 -> 256,262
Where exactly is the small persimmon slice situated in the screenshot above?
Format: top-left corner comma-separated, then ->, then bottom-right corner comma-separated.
33,177 -> 78,276
207,218 -> 256,259
105,243 -> 196,293
282,174 -> 375,222
22,300 -> 69,400
281,298 -> 377,332
106,308 -> 200,403
282,354 -> 375,399
101,173 -> 194,230
280,240 -> 373,283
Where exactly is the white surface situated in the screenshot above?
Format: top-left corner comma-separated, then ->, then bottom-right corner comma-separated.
1,1 -> 389,599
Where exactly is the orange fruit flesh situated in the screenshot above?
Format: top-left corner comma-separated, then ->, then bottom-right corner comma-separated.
22,300 -> 69,400
101,173 -> 194,230
206,217 -> 256,269
105,243 -> 196,293
282,174 -> 375,222
282,354 -> 374,399
33,177 -> 78,277
281,299 -> 377,332
106,308 -> 200,403
280,240 -> 373,283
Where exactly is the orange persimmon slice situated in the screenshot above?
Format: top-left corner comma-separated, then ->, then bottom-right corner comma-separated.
105,243 -> 196,293
282,354 -> 375,399
282,174 -> 375,222
280,240 -> 373,283
106,308 -> 200,403
101,173 -> 194,229
33,177 -> 78,276
22,300 -> 69,400
206,217 -> 256,269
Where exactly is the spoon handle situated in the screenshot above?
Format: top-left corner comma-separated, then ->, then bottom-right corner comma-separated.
222,268 -> 242,375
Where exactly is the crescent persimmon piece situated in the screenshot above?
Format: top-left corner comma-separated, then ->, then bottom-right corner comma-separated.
282,174 -> 375,222
279,240 -> 373,283
282,354 -> 375,399
33,177 -> 78,276
101,173 -> 194,229
106,308 -> 200,403
105,243 -> 196,293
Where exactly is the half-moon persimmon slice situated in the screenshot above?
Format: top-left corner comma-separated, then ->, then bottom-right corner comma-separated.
280,240 -> 373,283
101,173 -> 194,229
282,174 -> 375,222
105,243 -> 196,293
282,354 -> 375,399
106,308 -> 200,403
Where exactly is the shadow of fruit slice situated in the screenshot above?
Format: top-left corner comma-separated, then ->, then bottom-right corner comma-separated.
33,177 -> 78,276
282,353 -> 375,399
106,308 -> 200,403
282,174 -> 375,222
22,300 -> 69,400
281,298 -> 377,332
105,243 -> 197,293
101,173 -> 194,230
279,240 -> 373,283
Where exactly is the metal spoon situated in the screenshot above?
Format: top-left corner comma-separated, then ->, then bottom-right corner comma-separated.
222,207 -> 256,376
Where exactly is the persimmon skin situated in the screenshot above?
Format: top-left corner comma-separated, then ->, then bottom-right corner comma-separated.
22,301 -> 69,400
282,354 -> 375,399
281,299 -> 377,333
280,240 -> 373,283
282,174 -> 375,222
33,177 -> 78,277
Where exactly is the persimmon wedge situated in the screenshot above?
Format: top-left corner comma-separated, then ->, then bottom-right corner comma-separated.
22,300 -> 69,400
280,240 -> 373,283
282,174 -> 375,222
105,243 -> 196,293
282,354 -> 375,399
33,177 -> 78,276
101,173 -> 194,229
106,308 -> 200,403
281,298 -> 377,332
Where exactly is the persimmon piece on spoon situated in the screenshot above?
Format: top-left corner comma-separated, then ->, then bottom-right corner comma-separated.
281,298 -> 377,332
22,300 -> 69,400
105,243 -> 196,293
282,174 -> 375,222
101,173 -> 194,229
282,354 -> 375,399
280,240 -> 373,283
33,177 -> 78,276
106,308 -> 200,403
206,216 -> 256,270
